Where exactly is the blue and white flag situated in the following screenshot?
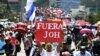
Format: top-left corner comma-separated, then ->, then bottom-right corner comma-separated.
25,0 -> 36,21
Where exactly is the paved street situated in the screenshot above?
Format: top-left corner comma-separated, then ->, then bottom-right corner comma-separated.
0,0 -> 100,56
17,41 -> 26,56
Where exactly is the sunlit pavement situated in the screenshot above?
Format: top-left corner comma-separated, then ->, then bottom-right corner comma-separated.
17,41 -> 26,56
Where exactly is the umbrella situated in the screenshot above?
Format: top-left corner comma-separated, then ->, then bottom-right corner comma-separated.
80,28 -> 92,34
14,27 -> 27,33
63,19 -> 71,26
76,20 -> 86,26
17,22 -> 27,26
48,18 -> 61,21
17,22 -> 25,25
85,22 -> 91,26
17,22 -> 27,28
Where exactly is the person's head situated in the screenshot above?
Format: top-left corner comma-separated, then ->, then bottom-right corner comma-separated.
63,43 -> 68,50
82,34 -> 87,40
0,34 -> 5,40
5,37 -> 11,44
9,32 -> 13,36
45,43 -> 52,52
80,46 -> 86,55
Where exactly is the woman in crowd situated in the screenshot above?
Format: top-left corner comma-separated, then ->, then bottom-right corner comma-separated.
37,42 -> 62,56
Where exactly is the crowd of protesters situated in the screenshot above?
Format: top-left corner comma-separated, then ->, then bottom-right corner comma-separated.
0,7 -> 100,56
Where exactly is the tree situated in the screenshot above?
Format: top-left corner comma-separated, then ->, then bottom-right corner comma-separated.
8,16 -> 18,23
34,0 -> 50,7
0,13 -> 3,19
85,12 -> 100,24
0,3 -> 18,22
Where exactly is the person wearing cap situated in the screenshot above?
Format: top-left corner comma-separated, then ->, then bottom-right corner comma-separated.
73,46 -> 91,56
37,42 -> 62,56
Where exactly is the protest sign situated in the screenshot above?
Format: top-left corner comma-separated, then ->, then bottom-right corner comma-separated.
35,21 -> 63,42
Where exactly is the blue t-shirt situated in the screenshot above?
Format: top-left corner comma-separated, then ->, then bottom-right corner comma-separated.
0,40 -> 6,53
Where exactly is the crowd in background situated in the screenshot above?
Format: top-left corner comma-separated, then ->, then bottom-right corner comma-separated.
0,7 -> 100,56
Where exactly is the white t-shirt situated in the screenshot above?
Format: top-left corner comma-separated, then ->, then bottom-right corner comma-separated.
40,49 -> 59,56
73,51 -> 91,56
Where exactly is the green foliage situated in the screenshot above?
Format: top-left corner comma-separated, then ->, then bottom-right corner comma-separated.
9,0 -> 24,12
6,4 -> 10,10
0,4 -> 7,19
8,17 -> 18,23
0,4 -> 7,9
9,4 -> 21,12
0,3 -> 18,22
0,13 -> 3,19
81,0 -> 100,7
85,12 -> 100,24
34,0 -> 50,7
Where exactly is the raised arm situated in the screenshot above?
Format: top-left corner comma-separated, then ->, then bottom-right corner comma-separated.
57,42 -> 62,53
36,42 -> 43,53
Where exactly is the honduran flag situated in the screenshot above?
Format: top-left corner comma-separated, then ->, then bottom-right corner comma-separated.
25,0 -> 36,21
